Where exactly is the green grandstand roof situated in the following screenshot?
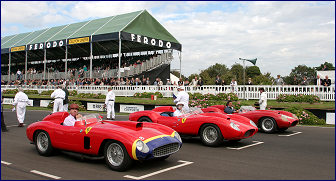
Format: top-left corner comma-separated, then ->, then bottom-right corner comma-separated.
1,10 -> 181,58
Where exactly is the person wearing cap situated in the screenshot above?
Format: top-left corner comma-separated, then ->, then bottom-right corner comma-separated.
12,87 -> 30,127
105,87 -> 115,120
173,86 -> 189,112
63,104 -> 82,126
51,85 -> 66,113
173,102 -> 185,117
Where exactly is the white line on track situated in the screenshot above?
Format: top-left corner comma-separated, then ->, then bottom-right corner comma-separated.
278,131 -> 302,137
226,141 -> 264,150
1,161 -> 12,165
124,160 -> 193,180
30,170 -> 61,180
297,125 -> 335,128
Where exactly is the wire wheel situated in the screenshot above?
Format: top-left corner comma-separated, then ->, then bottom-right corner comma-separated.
261,117 -> 277,133
35,131 -> 53,156
200,124 -> 223,147
106,143 -> 124,167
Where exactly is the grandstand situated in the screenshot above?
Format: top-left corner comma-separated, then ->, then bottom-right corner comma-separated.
1,10 -> 181,84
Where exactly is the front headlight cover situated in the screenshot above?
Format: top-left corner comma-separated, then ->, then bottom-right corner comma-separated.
292,113 -> 298,119
250,120 -> 257,128
174,131 -> 182,143
230,122 -> 240,131
281,115 -> 290,122
136,140 -> 149,153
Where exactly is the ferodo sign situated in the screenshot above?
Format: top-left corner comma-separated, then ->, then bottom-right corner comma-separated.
45,39 -> 65,49
68,37 -> 90,45
120,104 -> 144,113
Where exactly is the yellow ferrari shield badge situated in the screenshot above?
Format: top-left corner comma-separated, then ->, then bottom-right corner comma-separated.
85,127 -> 92,134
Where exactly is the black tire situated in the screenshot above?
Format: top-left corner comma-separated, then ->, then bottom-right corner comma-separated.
104,141 -> 133,172
259,117 -> 277,133
199,124 -> 223,147
35,131 -> 54,156
138,117 -> 152,122
278,127 -> 289,132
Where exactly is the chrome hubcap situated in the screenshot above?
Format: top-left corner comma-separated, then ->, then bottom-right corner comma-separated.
262,118 -> 274,131
107,143 -> 124,166
203,126 -> 218,143
37,132 -> 48,152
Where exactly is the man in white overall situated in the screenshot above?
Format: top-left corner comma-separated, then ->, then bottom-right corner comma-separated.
173,86 -> 190,112
105,87 -> 115,120
259,88 -> 267,110
12,87 -> 30,127
51,85 -> 66,113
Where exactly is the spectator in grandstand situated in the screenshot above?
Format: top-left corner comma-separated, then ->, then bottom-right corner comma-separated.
166,79 -> 172,85
153,78 -> 159,85
314,75 -> 322,86
173,86 -> 189,112
322,75 -> 331,87
247,78 -> 253,85
221,79 -> 226,86
258,88 -> 267,110
146,77 -> 150,85
83,65 -> 88,72
16,69 -> 22,80
215,75 -> 221,85
185,79 -> 190,86
130,78 -> 135,85
173,81 -> 177,86
51,85 -> 66,113
274,75 -> 284,85
135,78 -> 142,86
224,101 -> 239,114
125,78 -> 130,85
178,78 -> 184,86
191,76 -> 198,87
230,78 -> 237,93
120,78 -> 126,85
197,77 -> 204,87
158,78 -> 163,86
105,87 -> 115,120
300,76 -> 309,85
142,77 -> 147,85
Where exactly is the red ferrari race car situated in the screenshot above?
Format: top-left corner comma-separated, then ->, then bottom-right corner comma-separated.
26,112 -> 182,171
203,105 -> 299,133
129,107 -> 258,147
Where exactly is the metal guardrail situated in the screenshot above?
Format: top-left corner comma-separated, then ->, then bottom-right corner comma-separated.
1,85 -> 335,101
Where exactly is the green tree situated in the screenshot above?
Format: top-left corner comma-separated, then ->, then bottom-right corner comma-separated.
199,70 -> 212,85
287,65 -> 315,85
246,66 -> 261,79
230,64 -> 244,84
253,72 -> 273,85
171,70 -> 186,80
315,62 -> 335,71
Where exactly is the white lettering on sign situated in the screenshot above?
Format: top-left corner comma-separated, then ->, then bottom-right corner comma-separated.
143,37 -> 148,44
151,39 -> 156,46
120,104 -> 144,113
131,34 -> 136,41
137,35 -> 141,43
87,103 -> 105,111
46,42 -> 51,48
159,40 -> 163,47
129,33 -> 173,49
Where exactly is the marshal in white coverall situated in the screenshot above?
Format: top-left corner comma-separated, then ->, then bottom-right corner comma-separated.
12,91 -> 29,124
259,92 -> 267,110
105,90 -> 115,119
173,90 -> 190,112
51,88 -> 66,113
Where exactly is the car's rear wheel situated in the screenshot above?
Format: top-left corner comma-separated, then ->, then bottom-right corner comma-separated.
104,141 -> 133,171
138,117 -> 152,122
260,117 -> 277,133
35,131 -> 54,156
200,124 -> 223,147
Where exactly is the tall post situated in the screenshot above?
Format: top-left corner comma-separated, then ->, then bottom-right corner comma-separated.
243,59 -> 246,100
8,52 -> 11,82
179,51 -> 182,78
65,45 -> 68,79
43,48 -> 47,80
90,36 -> 93,79
25,50 -> 28,80
118,35 -> 122,79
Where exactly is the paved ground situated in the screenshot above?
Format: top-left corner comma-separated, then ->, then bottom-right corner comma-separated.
1,109 -> 335,180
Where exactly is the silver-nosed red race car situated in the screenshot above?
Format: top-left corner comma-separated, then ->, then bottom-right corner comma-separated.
129,106 -> 258,147
26,112 -> 182,171
202,105 -> 299,133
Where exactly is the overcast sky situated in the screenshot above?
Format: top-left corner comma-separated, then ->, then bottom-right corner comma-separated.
1,1 -> 335,77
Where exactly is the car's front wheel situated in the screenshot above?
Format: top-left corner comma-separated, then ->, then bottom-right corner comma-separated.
199,124 -> 223,147
35,131 -> 54,156
260,117 -> 277,133
104,141 -> 133,171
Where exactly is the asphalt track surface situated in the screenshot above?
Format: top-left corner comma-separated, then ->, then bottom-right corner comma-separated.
1,109 -> 335,180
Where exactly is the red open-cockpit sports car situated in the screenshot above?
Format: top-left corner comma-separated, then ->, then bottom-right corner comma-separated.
26,112 -> 182,171
129,106 -> 258,147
